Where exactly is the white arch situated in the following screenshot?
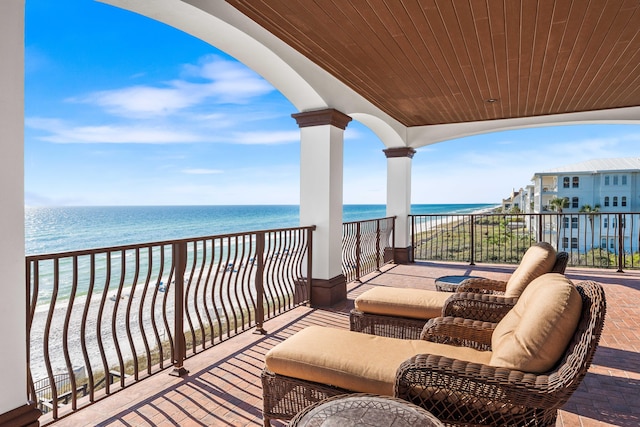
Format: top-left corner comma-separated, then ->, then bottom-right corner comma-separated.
100,0 -> 324,110
408,106 -> 640,148
101,2 -> 640,153
100,0 -> 408,149
350,113 -> 406,148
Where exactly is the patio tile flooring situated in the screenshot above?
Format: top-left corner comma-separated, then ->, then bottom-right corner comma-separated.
47,261 -> 640,427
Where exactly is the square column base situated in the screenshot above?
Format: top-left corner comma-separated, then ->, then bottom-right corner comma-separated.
0,403 -> 40,427
310,274 -> 347,307
385,246 -> 413,264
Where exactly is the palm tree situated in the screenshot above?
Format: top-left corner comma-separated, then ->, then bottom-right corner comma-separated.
549,197 -> 569,248
580,204 -> 601,263
549,197 -> 569,213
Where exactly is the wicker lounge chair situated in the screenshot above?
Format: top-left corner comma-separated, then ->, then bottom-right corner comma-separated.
350,243 -> 569,339
262,274 -> 605,426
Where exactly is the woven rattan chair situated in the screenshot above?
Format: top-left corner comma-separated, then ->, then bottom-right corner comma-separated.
350,249 -> 569,339
396,279 -> 605,426
262,278 -> 605,426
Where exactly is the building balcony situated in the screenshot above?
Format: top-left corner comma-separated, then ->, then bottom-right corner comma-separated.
42,261 -> 638,427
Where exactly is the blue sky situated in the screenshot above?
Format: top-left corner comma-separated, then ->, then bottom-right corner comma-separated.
24,1 -> 640,207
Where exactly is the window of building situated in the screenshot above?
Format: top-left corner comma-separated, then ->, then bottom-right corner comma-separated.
563,177 -> 570,188
572,197 -> 579,208
613,196 -> 618,207
571,217 -> 578,229
605,175 -> 610,185
572,176 -> 579,188
571,237 -> 578,249
563,217 -> 569,228
603,217 -> 608,228
562,237 -> 569,249
604,196 -> 610,207
613,175 -> 619,185
612,218 -> 617,228
601,237 -> 607,248
610,238 -> 615,249
622,175 -> 627,185
622,196 -> 627,207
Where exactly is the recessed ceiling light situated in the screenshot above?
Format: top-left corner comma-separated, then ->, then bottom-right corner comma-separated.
486,98 -> 498,103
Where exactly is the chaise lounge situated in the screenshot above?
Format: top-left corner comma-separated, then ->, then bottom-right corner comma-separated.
262,273 -> 605,426
350,242 -> 569,338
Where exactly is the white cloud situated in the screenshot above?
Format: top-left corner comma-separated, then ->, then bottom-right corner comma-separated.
184,55 -> 274,100
182,168 -> 224,175
344,127 -> 363,140
231,130 -> 300,145
26,117 -> 202,144
26,116 -> 301,146
81,85 -> 200,117
74,56 -> 275,118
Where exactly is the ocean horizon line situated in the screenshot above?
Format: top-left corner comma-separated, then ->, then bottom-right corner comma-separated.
25,203 -> 499,256
26,202 -> 497,208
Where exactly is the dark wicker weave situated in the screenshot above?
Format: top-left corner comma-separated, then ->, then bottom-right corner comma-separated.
441,293 -> 520,323
262,280 -> 605,427
419,317 -> 496,351
261,370 -> 349,426
396,280 -> 606,426
349,311 -> 427,339
288,393 -> 445,426
349,252 -> 569,338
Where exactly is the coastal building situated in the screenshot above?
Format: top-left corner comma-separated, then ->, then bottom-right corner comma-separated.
530,158 -> 640,252
501,188 -> 521,212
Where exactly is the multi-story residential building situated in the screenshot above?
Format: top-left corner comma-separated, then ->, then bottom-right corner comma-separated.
530,157 -> 640,253
501,188 -> 521,211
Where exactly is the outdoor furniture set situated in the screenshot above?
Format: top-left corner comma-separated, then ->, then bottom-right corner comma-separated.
351,242 -> 569,338
260,243 -> 605,426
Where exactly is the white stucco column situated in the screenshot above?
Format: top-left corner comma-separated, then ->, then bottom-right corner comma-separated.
293,109 -> 352,306
0,1 -> 40,426
384,147 -> 416,264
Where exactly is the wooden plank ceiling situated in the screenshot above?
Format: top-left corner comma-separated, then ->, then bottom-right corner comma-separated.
225,0 -> 640,127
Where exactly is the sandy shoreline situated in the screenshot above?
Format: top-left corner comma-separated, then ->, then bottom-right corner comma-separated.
30,263 -> 261,386
30,281 -> 176,383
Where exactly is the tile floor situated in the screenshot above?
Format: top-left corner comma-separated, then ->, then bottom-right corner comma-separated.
44,261 -> 640,427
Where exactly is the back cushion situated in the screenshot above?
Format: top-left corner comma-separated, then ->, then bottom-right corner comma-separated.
504,242 -> 557,297
490,273 -> 582,373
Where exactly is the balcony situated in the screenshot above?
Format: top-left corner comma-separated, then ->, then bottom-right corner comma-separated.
35,259 -> 638,427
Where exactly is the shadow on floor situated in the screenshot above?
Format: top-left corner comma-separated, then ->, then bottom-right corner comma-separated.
563,371 -> 640,427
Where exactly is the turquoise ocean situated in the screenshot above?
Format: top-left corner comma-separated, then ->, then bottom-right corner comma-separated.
26,204 -> 496,305
25,204 -> 496,256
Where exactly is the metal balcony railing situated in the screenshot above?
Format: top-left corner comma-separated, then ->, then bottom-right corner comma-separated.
411,212 -> 640,270
342,216 -> 396,283
26,226 -> 314,423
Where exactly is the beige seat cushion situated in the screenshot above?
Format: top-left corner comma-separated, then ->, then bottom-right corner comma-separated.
504,242 -> 557,297
265,325 -> 492,396
354,287 -> 451,319
490,273 -> 582,373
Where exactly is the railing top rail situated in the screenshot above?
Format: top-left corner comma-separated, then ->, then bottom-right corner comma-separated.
342,215 -> 396,226
26,224 -> 316,261
409,212 -> 636,217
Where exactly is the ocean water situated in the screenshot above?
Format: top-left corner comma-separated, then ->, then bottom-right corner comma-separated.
25,204 -> 496,256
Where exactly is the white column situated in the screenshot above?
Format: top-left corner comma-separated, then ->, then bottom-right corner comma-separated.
384,147 -> 416,263
294,109 -> 351,306
0,1 -> 39,426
